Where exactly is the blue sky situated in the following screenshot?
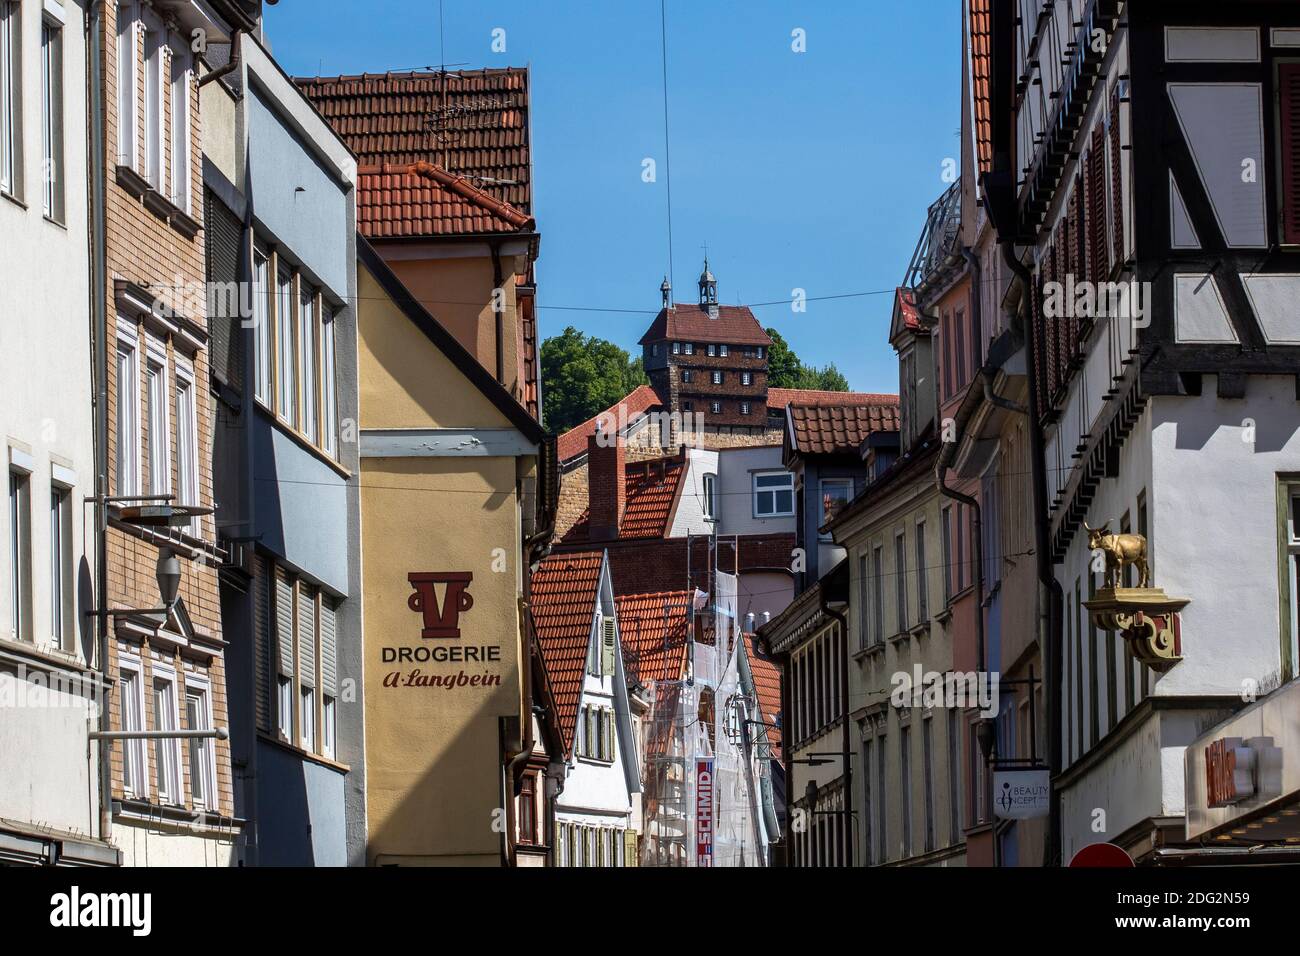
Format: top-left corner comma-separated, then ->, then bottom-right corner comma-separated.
264,0 -> 961,393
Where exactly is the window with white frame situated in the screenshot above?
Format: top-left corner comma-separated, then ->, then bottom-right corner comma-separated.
299,283 -> 318,443
119,661 -> 145,796
115,329 -> 139,496
185,681 -> 216,809
321,308 -> 338,456
322,694 -> 336,759
152,672 -> 181,804
276,264 -> 296,425
684,343 -> 694,355
40,19 -> 62,221
277,674 -> 293,740
169,37 -> 190,211
672,341 -> 680,355
50,485 -> 71,649
252,249 -> 271,403
720,344 -> 728,356
702,473 -> 717,519
740,401 -> 750,415
711,370 -> 722,384
116,2 -> 137,167
681,369 -> 692,384
8,468 -> 30,640
301,685 -> 316,752
175,367 -> 199,534
141,11 -> 162,189
0,0 -> 18,196
741,371 -> 751,386
707,344 -> 716,356
145,349 -> 169,495
753,472 -> 793,517
710,401 -> 721,414
871,544 -> 884,645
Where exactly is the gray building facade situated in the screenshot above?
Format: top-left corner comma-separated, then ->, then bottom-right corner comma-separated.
201,28 -> 363,866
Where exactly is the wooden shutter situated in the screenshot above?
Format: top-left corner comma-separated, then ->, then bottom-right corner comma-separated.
1281,64 -> 1300,245
1109,84 -> 1125,265
603,710 -> 614,761
624,829 -> 639,867
320,595 -> 338,697
275,567 -> 295,678
1088,128 -> 1108,282
253,555 -> 271,731
298,583 -> 317,687
601,616 -> 616,675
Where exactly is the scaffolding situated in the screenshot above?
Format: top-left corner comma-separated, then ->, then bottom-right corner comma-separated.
639,540 -> 767,866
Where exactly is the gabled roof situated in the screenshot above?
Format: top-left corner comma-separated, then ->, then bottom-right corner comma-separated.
767,387 -> 897,411
356,161 -> 535,238
357,235 -> 545,442
786,399 -> 900,456
531,550 -> 605,757
295,68 -> 532,214
616,591 -> 692,687
638,304 -> 771,347
745,635 -> 782,760
556,384 -> 664,463
560,453 -> 685,544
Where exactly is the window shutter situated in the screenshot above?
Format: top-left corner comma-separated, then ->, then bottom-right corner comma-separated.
1281,64 -> 1300,245
624,829 -> 638,867
1087,128 -> 1108,283
253,555 -> 271,731
1109,84 -> 1125,265
605,710 -> 615,761
602,616 -> 616,675
275,567 -> 295,678
298,583 -> 317,687
320,595 -> 338,697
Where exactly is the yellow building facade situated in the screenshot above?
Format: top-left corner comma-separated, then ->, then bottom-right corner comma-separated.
356,239 -> 552,865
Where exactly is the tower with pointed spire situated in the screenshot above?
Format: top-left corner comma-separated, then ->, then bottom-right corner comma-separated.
637,256 -> 773,434
698,258 -> 718,317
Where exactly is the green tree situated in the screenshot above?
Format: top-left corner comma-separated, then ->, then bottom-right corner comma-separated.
764,328 -> 803,389
540,327 -> 647,433
764,327 -> 849,393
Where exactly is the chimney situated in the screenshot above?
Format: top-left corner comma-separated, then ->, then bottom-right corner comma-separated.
587,430 -> 625,541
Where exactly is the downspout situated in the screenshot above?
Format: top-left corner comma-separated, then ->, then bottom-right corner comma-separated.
490,240 -> 506,385
88,0 -> 112,845
196,29 -> 242,89
817,593 -> 852,868
1001,240 -> 1063,867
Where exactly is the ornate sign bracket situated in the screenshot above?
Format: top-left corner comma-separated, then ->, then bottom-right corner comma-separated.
1083,587 -> 1190,672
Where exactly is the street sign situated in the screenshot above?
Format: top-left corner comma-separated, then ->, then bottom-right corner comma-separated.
1069,843 -> 1135,867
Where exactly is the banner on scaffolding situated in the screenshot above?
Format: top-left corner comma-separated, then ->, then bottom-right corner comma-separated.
696,758 -> 714,867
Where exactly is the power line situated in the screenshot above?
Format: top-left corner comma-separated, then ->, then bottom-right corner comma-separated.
659,0 -> 675,298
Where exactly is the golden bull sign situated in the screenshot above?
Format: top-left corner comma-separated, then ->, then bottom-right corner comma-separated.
408,572 -> 474,639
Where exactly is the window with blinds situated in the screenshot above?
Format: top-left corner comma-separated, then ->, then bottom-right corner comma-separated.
1280,63 -> 1300,246
254,555 -> 272,732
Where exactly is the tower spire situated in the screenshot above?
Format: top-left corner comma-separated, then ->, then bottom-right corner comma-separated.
698,254 -> 718,316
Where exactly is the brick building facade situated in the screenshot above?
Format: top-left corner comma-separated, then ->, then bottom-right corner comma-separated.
98,0 -> 247,865
640,264 -> 771,432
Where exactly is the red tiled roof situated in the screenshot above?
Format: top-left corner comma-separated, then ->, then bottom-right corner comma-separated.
356,161 -> 534,238
638,304 -> 771,347
616,591 -> 692,688
766,388 -> 898,410
556,384 -> 664,463
295,68 -> 532,215
561,453 -> 684,544
747,635 -> 782,760
531,550 -> 604,757
969,0 -> 994,178
787,401 -> 900,456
